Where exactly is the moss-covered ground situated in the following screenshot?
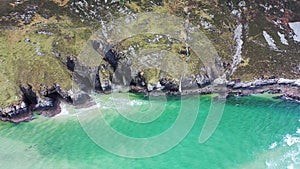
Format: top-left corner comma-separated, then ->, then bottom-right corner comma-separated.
0,13 -> 92,107
0,0 -> 299,108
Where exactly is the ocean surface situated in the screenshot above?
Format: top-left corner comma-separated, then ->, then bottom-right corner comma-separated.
0,93 -> 300,169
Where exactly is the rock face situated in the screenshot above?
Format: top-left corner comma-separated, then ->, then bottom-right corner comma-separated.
34,97 -> 55,110
98,65 -> 112,93
195,74 -> 211,88
228,78 -> 300,89
0,84 -> 72,123
66,56 -> 75,71
20,84 -> 38,106
159,78 -> 179,92
0,102 -> 31,123
130,72 -> 147,93
226,79 -> 300,102
35,97 -> 61,117
104,49 -> 120,71
0,85 -> 37,123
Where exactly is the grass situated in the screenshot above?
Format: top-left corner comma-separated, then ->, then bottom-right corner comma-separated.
1,0 -> 299,108
0,13 -> 93,107
230,4 -> 300,81
115,34 -> 208,84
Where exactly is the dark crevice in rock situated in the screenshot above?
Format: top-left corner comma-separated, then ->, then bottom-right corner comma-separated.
130,72 -> 147,93
94,65 -> 102,91
0,83 -> 72,123
130,72 -> 146,87
159,78 -> 179,92
20,84 -> 38,106
66,56 -> 76,71
196,74 -> 211,88
104,49 -> 120,71
35,98 -> 61,117
0,105 -> 32,123
41,84 -> 72,103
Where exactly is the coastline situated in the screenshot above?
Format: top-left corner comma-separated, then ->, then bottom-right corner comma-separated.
0,78 -> 299,123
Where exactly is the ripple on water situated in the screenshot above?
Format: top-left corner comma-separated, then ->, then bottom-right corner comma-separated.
0,95 -> 300,169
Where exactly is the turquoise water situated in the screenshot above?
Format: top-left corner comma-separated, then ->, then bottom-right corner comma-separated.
0,94 -> 300,169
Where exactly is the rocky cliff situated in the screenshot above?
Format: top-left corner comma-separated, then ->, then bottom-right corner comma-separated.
0,0 -> 299,122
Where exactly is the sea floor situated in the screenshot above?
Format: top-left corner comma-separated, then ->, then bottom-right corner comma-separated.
0,94 -> 299,169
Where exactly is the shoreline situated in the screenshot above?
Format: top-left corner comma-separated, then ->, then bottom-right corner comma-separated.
0,79 -> 299,123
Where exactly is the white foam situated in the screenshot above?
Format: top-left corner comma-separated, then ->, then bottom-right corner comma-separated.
265,161 -> 272,167
108,97 -> 144,107
265,134 -> 300,169
289,22 -> 300,42
129,100 -> 143,106
263,31 -> 278,50
54,103 -> 69,117
297,129 -> 300,134
287,164 -> 294,169
284,134 -> 300,146
269,142 -> 278,149
277,32 -> 289,45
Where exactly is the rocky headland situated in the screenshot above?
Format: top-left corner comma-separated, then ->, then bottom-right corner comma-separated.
0,0 -> 299,123
1,75 -> 299,123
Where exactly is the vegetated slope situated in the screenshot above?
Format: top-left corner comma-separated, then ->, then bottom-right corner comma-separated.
0,0 -> 299,108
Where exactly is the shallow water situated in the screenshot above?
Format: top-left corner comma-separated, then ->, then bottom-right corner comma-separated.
0,94 -> 299,169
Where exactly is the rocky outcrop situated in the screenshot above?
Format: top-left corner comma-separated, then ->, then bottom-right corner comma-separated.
227,78 -> 300,89
104,49 -> 120,71
0,102 -> 32,123
159,78 -> 179,92
35,97 -> 61,117
276,87 -> 300,103
2,76 -> 299,123
99,57 -> 299,102
227,78 -> 300,102
195,74 -> 211,88
132,77 -> 300,103
20,84 -> 38,105
0,84 -> 72,123
98,64 -> 112,93
66,56 -> 75,71
0,85 -> 37,123
40,84 -> 72,103
129,72 -> 147,93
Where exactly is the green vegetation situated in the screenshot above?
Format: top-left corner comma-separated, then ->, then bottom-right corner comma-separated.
0,13 -> 92,107
0,0 -> 299,109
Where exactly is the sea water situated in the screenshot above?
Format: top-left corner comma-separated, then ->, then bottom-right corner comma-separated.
0,94 -> 299,169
